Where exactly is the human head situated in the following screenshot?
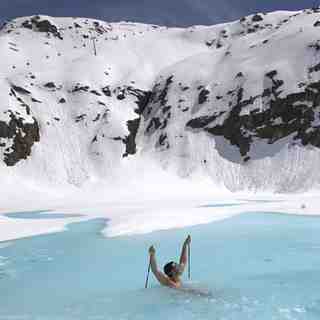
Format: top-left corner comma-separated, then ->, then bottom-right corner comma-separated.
163,261 -> 179,278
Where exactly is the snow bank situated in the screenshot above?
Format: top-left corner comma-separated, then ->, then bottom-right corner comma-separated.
1,169 -> 319,242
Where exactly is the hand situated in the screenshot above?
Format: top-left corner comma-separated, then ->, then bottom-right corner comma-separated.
149,245 -> 155,255
185,235 -> 191,245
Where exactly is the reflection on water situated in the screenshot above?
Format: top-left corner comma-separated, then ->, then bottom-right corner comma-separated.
0,212 -> 320,320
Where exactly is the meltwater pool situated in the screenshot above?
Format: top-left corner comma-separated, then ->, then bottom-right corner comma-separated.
1,212 -> 320,320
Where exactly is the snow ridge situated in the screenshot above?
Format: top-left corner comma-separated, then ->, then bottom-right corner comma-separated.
1,9 -> 320,192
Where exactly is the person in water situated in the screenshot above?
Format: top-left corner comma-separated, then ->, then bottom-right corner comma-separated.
148,235 -> 191,289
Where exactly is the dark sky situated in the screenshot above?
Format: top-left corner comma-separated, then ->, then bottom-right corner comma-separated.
0,0 -> 316,27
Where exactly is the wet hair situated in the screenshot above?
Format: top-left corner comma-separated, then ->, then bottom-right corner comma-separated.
163,261 -> 176,277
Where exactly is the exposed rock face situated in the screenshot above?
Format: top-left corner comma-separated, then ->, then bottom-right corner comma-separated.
185,69 -> 320,162
126,87 -> 152,114
123,88 -> 152,157
143,76 -> 173,137
22,15 -> 63,39
44,82 -> 56,88
0,84 -> 41,166
0,111 -> 40,166
314,20 -> 320,27
11,85 -> 31,95
123,118 -> 140,157
198,89 -> 210,105
252,14 -> 264,22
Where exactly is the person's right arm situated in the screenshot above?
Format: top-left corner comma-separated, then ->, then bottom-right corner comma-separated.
178,235 -> 191,274
149,246 -> 174,287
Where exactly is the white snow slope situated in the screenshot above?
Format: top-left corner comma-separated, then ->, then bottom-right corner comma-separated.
1,10 -> 320,241
1,10 -> 320,191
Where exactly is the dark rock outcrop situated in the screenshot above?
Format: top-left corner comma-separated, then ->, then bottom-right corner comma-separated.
102,86 -> 111,97
252,14 -> 264,22
126,87 -> 152,114
198,89 -> 210,104
314,20 -> 320,27
22,16 -> 63,40
123,118 -> 140,157
11,85 -> 31,95
120,88 -> 152,157
0,111 -> 40,166
187,69 -> 320,161
72,85 -> 89,93
22,16 -> 63,39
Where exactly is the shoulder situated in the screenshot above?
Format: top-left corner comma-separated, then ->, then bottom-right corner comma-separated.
167,279 -> 181,289
177,263 -> 185,275
154,270 -> 171,286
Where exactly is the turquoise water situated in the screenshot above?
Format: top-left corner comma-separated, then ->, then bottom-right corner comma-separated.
1,212 -> 320,319
4,210 -> 84,219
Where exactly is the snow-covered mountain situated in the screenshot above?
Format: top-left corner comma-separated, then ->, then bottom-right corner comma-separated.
1,9 -> 320,192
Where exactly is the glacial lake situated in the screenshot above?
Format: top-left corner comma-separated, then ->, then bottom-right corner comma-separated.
1,210 -> 320,320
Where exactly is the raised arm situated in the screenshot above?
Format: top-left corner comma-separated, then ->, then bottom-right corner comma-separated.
178,235 -> 191,273
148,246 -> 171,286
